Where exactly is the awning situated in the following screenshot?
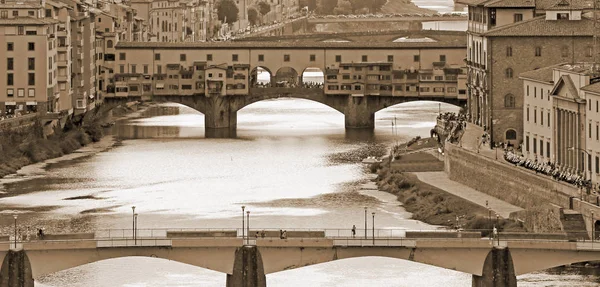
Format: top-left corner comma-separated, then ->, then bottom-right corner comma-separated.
26,102 -> 37,105
156,83 -> 165,88
5,102 -> 16,105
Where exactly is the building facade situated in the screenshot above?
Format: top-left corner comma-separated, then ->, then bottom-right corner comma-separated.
521,62 -> 600,185
460,0 -> 595,146
149,0 -> 210,42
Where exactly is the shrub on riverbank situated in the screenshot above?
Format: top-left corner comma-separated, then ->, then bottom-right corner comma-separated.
374,164 -> 525,234
0,109 -> 107,179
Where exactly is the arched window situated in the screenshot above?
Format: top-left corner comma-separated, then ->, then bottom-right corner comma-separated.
505,129 -> 517,140
561,45 -> 569,57
107,40 -> 113,49
504,94 -> 515,108
505,68 -> 513,78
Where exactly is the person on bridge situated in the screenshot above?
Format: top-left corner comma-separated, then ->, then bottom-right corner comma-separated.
493,226 -> 498,240
37,229 -> 44,240
255,231 -> 259,239
352,225 -> 356,238
260,230 -> 266,238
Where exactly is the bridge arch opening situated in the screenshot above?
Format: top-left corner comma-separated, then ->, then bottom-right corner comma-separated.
273,67 -> 300,87
250,66 -> 273,88
301,67 -> 324,88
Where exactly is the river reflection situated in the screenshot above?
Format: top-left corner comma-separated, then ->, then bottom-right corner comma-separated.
0,99 -> 597,286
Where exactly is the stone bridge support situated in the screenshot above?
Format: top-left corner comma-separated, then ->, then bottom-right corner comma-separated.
0,250 -> 33,287
472,247 -> 516,287
344,96 -> 374,129
226,246 -> 266,287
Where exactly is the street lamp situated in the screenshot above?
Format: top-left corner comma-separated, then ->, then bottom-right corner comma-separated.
131,206 -> 136,242
568,147 -> 591,197
246,210 -> 250,245
496,214 -> 500,246
242,206 -> 246,241
364,207 -> 367,239
13,214 -> 17,249
593,211 -> 595,242
371,212 -> 375,245
134,213 -> 138,245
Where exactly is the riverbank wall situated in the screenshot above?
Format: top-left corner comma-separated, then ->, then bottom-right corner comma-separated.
443,143 -> 599,234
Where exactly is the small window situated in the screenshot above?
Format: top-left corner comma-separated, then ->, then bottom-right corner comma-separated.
6,89 -> 14,97
525,136 -> 529,151
526,107 -> 529,121
335,55 -> 341,62
505,129 -> 517,140
7,73 -> 13,85
505,68 -> 513,78
284,54 -> 290,62
28,42 -> 35,51
362,55 -> 368,62
207,54 -> 213,61
28,11 -> 34,16
596,156 -> 599,174
387,55 -> 393,62
413,55 -> 420,62
557,13 -> 569,20
155,53 -> 161,60
561,46 -> 569,57
439,55 -> 446,62
310,54 -> 316,62
28,88 -> 35,97
506,46 -> 512,57
119,53 -> 126,60
144,65 -> 149,74
7,42 -> 13,51
504,94 -> 515,108
28,58 -> 35,70
232,54 -> 238,62
7,58 -> 13,70
514,13 -> 523,22
258,54 -> 264,61
181,54 -> 187,61
28,73 -> 35,85
107,40 -> 113,48
131,65 -> 137,74
587,46 -> 593,57
535,47 -> 541,57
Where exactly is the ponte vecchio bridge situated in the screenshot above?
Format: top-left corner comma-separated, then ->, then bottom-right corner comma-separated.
1,228 -> 600,287
103,31 -> 467,133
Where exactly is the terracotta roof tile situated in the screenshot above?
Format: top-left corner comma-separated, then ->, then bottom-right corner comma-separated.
582,82 -> 600,94
484,16 -> 596,36
519,65 -> 557,83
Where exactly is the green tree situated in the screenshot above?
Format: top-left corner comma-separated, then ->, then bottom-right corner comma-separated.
257,1 -> 271,16
217,0 -> 239,25
333,0 -> 352,14
248,7 -> 259,25
316,0 -> 337,14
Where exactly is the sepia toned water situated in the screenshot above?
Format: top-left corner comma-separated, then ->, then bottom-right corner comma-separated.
0,99 -> 597,286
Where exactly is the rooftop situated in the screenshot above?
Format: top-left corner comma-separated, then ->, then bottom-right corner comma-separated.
581,82 -> 600,94
0,1 -> 43,9
0,17 -> 60,25
457,0 -> 592,9
483,15 -> 596,36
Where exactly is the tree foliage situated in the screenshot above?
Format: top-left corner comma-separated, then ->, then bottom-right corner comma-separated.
299,0 -> 317,10
316,0 -> 337,14
257,1 -> 271,16
216,0 -> 239,24
333,0 -> 352,14
248,7 -> 259,25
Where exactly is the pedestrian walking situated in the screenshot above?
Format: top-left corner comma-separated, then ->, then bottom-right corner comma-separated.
279,229 -> 283,239
351,225 -> 356,238
260,230 -> 265,238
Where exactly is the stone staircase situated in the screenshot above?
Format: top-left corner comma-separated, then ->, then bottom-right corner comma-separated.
561,210 -> 590,241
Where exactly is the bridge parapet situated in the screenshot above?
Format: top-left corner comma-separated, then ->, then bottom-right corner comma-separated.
172,238 -> 243,247
256,238 -> 333,247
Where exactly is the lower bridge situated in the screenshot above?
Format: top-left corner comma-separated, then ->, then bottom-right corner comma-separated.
1,228 -> 598,287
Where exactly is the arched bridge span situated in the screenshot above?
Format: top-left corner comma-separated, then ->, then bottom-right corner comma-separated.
126,89 -> 466,132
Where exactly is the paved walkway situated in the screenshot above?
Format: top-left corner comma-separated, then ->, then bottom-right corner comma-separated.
413,171 -> 523,218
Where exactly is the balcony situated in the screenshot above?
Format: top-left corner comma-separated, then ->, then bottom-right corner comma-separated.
57,29 -> 67,37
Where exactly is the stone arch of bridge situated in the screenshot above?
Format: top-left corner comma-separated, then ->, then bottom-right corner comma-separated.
273,67 -> 300,87
250,66 -> 274,87
17,246 -> 238,280
369,98 -> 467,117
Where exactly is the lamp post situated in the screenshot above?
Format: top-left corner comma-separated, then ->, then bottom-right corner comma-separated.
364,207 -> 367,239
246,210 -> 250,245
13,214 -> 17,249
568,147 -> 591,198
134,213 -> 138,245
242,205 -> 245,242
371,212 -> 375,245
131,206 -> 136,242
496,214 -> 500,246
593,211 -> 595,242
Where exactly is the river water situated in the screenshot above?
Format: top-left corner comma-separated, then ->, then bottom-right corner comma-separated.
0,99 -> 598,286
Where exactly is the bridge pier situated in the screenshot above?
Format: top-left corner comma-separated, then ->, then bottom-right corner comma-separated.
472,247 -> 516,287
344,97 -> 374,129
204,96 -> 237,130
0,250 -> 33,287
226,246 -> 266,287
